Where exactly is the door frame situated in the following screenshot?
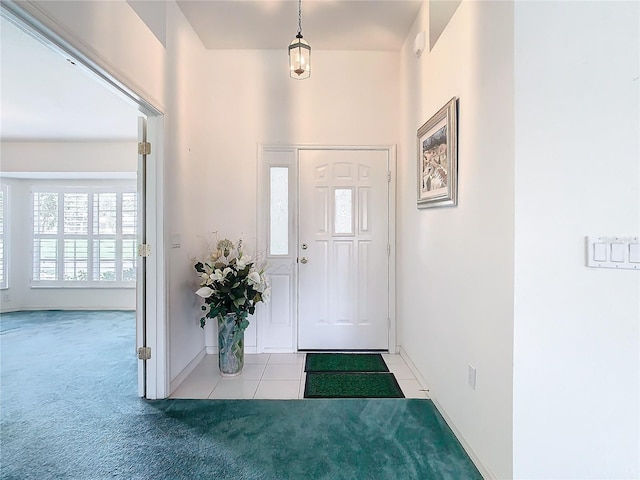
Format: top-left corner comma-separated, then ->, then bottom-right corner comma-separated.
1,2 -> 168,398
257,144 -> 397,353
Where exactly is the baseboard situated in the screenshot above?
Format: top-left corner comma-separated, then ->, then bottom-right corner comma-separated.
430,397 -> 496,480
205,347 -> 258,354
264,347 -> 295,353
0,307 -> 21,313
170,348 -> 206,394
399,346 -> 431,394
398,347 -> 495,480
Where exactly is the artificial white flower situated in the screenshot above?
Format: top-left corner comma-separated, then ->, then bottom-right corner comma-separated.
195,286 -> 213,298
236,254 -> 251,269
194,236 -> 270,330
247,271 -> 261,285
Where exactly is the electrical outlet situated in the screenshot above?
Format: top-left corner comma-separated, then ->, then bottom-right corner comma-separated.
468,365 -> 477,390
1,293 -> 10,303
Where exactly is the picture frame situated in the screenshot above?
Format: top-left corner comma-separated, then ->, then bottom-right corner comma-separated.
417,97 -> 458,208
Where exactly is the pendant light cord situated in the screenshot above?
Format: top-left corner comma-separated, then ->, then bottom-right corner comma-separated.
297,0 -> 303,38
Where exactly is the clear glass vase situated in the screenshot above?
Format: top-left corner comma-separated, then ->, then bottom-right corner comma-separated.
217,314 -> 244,376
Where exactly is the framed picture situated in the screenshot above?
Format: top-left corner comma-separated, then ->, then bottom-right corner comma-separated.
417,97 -> 458,208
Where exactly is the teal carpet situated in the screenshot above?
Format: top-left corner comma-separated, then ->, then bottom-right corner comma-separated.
1,310 -> 482,480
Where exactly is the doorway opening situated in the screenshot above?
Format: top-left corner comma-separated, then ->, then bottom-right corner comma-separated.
0,3 -> 166,398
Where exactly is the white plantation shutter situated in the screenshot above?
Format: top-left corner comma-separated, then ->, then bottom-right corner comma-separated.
33,192 -> 59,281
32,187 -> 136,286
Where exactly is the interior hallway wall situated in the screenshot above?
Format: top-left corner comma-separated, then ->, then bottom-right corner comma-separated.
185,49 -> 401,354
0,142 -> 137,173
513,2 -> 640,478
398,2 -> 514,478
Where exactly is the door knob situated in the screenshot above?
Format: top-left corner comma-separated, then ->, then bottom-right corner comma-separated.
300,257 -> 308,264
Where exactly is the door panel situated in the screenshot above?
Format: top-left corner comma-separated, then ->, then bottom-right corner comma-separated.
298,149 -> 389,350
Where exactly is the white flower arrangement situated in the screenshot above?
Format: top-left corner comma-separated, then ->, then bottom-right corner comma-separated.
194,237 -> 270,330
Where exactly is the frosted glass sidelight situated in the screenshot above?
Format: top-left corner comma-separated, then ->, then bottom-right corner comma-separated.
270,167 -> 289,255
334,189 -> 354,235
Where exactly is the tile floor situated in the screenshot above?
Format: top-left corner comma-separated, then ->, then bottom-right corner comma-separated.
171,353 -> 430,400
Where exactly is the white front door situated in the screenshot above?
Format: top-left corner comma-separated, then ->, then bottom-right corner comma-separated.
298,149 -> 390,350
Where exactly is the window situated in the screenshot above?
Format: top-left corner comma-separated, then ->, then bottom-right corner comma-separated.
269,167 -> 289,255
0,185 -> 7,289
32,187 -> 137,287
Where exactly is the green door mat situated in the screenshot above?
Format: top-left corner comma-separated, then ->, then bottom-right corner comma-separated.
305,353 -> 389,372
304,372 -> 404,398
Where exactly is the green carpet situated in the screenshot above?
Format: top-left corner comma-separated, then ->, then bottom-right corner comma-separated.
1,310 -> 483,480
305,352 -> 389,372
305,372 -> 404,398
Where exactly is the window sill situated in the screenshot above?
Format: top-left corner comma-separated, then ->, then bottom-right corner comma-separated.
30,285 -> 135,290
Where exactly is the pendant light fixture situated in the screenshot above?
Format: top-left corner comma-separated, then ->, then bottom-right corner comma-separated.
288,0 -> 311,79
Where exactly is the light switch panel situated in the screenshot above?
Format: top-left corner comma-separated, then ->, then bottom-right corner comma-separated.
586,236 -> 639,270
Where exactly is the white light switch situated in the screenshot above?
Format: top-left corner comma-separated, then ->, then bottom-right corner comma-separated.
586,236 -> 639,270
611,243 -> 625,262
593,243 -> 607,262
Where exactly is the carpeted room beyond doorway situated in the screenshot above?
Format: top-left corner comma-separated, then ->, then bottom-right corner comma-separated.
0,310 -> 482,479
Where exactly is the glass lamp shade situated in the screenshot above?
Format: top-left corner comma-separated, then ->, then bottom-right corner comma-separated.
289,37 -> 311,79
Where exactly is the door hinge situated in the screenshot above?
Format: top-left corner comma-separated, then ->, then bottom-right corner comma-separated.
138,141 -> 151,155
388,317 -> 391,331
387,171 -> 391,182
138,244 -> 151,257
387,244 -> 391,256
137,346 -> 151,360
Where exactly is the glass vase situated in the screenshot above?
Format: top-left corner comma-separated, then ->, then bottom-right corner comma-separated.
217,314 -> 244,376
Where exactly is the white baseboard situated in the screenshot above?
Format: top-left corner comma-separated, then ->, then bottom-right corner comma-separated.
399,346 -> 431,394
398,346 -> 495,480
264,347 -> 295,353
170,348 -> 206,394
205,345 -> 259,355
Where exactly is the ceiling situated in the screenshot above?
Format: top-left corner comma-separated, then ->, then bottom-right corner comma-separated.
176,1 -> 423,51
0,1 -> 425,142
0,16 -> 141,142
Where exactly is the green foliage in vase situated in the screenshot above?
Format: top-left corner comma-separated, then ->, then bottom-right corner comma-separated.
194,237 -> 270,331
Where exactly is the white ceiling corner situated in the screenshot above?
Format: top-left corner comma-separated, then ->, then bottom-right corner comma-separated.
175,0 -> 423,51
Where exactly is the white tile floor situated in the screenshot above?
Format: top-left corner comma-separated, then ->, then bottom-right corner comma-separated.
171,353 -> 430,400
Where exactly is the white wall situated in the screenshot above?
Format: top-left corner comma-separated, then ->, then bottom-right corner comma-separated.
195,48 -> 399,237
513,2 -> 640,478
174,48 -> 400,365
1,141 -> 137,173
398,2 -> 514,478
